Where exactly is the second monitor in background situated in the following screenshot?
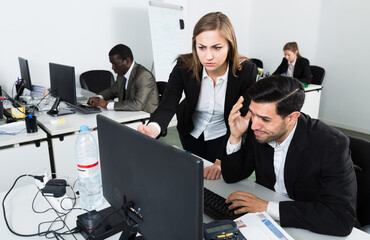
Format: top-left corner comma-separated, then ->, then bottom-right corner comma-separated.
15,57 -> 34,100
47,62 -> 77,116
47,62 -> 101,117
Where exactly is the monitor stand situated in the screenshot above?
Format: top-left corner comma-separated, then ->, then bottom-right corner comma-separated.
47,96 -> 75,117
14,79 -> 25,101
1,104 -> 17,123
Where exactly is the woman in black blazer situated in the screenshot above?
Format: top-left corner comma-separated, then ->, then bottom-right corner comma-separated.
273,42 -> 312,84
138,12 -> 257,179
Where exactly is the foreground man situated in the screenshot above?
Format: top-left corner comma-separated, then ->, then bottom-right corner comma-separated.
221,75 -> 357,236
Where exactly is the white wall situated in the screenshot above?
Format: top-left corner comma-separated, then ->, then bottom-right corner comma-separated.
187,0 -> 252,58
207,0 -> 370,134
314,0 -> 370,134
1,0 -> 369,134
0,0 -> 153,95
248,0 -> 321,73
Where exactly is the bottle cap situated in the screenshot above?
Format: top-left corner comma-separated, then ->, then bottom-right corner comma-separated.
80,125 -> 89,131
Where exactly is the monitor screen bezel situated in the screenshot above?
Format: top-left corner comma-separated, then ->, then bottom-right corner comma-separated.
18,57 -> 33,91
49,62 -> 77,105
97,114 -> 204,240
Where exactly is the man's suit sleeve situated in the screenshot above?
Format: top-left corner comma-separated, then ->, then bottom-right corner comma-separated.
113,70 -> 157,111
279,135 -> 357,236
98,80 -> 120,100
221,127 -> 256,183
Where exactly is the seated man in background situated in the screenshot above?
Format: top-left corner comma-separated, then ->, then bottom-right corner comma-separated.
221,75 -> 357,236
88,44 -> 159,114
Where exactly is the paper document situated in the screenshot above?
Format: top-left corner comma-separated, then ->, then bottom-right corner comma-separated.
234,212 -> 294,240
0,121 -> 26,135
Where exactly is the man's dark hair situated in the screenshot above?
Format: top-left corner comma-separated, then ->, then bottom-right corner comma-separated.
109,44 -> 134,61
247,75 -> 305,117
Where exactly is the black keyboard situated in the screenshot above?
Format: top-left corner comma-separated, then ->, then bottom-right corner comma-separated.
67,103 -> 102,114
204,187 -> 243,220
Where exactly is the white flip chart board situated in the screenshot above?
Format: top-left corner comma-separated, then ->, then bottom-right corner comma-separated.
148,1 -> 187,82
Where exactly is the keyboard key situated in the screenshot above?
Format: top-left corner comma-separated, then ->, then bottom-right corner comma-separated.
204,187 -> 243,220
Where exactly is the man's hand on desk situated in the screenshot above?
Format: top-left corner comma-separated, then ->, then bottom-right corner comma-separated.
226,191 -> 268,214
204,160 -> 222,180
88,97 -> 108,109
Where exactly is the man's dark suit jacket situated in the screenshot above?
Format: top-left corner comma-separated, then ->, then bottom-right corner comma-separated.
221,113 -> 357,236
99,63 -> 159,114
149,59 -> 257,138
273,57 -> 312,84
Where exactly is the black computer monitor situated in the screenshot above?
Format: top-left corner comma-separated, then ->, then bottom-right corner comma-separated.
47,62 -> 77,116
15,57 -> 34,100
96,115 -> 204,240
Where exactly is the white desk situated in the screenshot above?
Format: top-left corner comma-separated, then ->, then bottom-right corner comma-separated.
37,109 -> 149,180
34,88 -> 150,180
0,127 -> 50,193
203,161 -> 370,240
2,173 -> 369,240
0,184 -> 75,240
37,107 -> 150,137
302,84 -> 322,119
204,176 -> 370,240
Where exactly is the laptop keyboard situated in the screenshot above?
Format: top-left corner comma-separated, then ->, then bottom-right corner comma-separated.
67,103 -> 102,114
204,187 -> 243,220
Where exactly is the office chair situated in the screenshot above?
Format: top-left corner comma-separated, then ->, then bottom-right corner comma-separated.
156,81 -> 168,136
310,65 -> 325,85
80,70 -> 114,94
250,58 -> 263,69
348,135 -> 370,231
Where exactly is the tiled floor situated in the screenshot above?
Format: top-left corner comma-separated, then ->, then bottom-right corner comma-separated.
158,126 -> 182,149
333,127 -> 370,141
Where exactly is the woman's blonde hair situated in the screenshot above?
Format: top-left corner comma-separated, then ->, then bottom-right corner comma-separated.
177,12 -> 247,82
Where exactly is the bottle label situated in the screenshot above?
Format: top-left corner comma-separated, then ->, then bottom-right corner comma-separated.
77,161 -> 99,178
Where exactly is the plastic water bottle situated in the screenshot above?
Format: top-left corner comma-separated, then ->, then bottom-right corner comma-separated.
75,125 -> 103,211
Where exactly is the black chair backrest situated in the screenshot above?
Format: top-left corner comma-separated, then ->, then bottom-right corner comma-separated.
310,65 -> 325,85
156,81 -> 167,103
349,135 -> 370,227
80,70 -> 114,94
251,58 -> 263,69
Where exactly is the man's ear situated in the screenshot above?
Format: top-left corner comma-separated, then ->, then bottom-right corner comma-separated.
287,111 -> 300,126
124,57 -> 132,65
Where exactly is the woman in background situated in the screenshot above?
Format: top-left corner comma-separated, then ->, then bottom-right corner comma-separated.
138,12 -> 257,180
273,42 -> 311,84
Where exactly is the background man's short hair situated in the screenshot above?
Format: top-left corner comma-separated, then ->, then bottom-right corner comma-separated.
109,44 -> 134,61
